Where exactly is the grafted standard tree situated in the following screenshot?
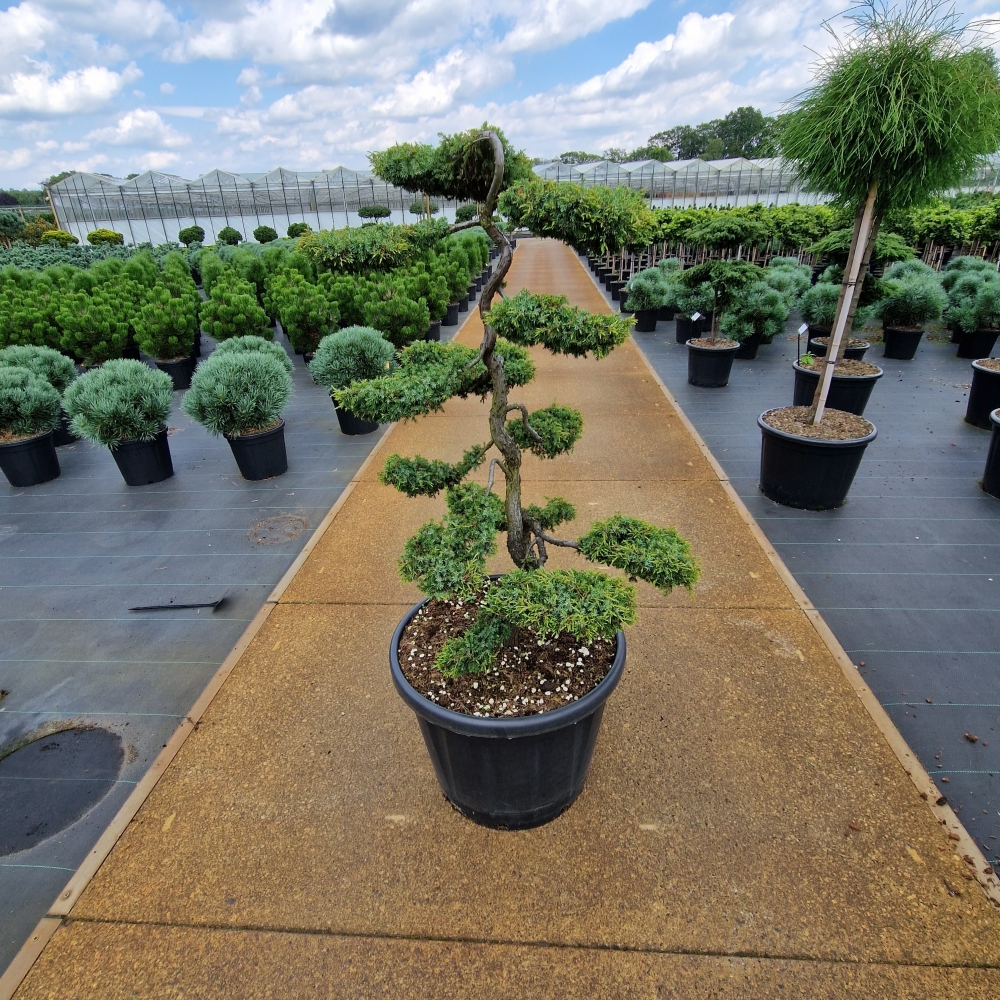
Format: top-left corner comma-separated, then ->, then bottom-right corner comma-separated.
346,126 -> 698,675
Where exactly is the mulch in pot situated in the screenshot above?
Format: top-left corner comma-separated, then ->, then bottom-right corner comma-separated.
762,405 -> 874,441
978,358 -> 1000,373
688,337 -> 739,349
399,586 -> 616,719
802,359 -> 881,377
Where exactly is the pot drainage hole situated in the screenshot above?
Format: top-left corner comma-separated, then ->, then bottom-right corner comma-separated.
0,728 -> 124,856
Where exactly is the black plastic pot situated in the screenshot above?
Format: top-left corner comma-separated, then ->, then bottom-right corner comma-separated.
696,312 -> 715,336
792,361 -> 883,416
444,303 -> 459,326
156,356 -> 193,391
225,420 -> 287,480
657,306 -> 675,322
984,409 -> 1000,499
390,594 -> 626,829
111,428 -> 173,486
189,329 -> 202,360
808,338 -> 870,361
965,361 -> 1000,429
675,315 -> 695,344
122,341 -> 141,361
0,430 -> 60,487
687,340 -> 740,387
882,327 -> 922,360
610,282 -> 622,302
426,321 -> 441,342
335,406 -> 379,436
458,297 -> 469,313
734,333 -> 762,360
633,309 -> 658,333
758,410 -> 876,510
956,329 -> 1000,360
467,284 -> 477,301
807,324 -> 830,341
52,411 -> 78,447
475,275 -> 483,291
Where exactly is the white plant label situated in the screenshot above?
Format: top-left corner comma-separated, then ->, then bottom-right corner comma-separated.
798,323 -> 808,335
691,312 -> 702,321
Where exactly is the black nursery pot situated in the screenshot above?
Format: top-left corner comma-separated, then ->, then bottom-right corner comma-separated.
687,340 -> 740,387
657,305 -> 675,322
882,327 -> 923,361
956,329 -> 1000,360
734,332 -> 762,360
610,281 -> 622,302
111,427 -> 173,486
335,406 -> 379,436
675,315 -> 694,344
792,361 -> 883,416
156,356 -> 193,391
966,361 -> 1000,429
0,430 -> 60,487
983,409 -> 1000,499
390,595 -> 627,829
808,337 -> 870,361
225,420 -> 287,480
467,284 -> 477,302
758,411 -> 876,510
444,302 -> 460,326
425,321 -> 442,342
189,329 -> 202,360
458,297 -> 469,313
52,411 -> 78,447
633,308 -> 658,333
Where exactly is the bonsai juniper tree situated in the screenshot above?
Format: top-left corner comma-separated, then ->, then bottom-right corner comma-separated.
781,0 -> 1000,423
677,259 -> 763,343
343,127 -> 699,676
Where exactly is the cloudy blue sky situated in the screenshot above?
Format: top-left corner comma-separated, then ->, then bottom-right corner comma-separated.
0,0 -> 995,188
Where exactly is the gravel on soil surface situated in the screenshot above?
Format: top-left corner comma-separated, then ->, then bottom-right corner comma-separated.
688,338 -> 739,349
977,358 -> 1000,372
399,587 -> 616,718
799,359 -> 881,376
762,405 -> 874,440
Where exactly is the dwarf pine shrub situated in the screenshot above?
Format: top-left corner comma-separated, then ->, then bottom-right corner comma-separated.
309,326 -> 396,391
64,359 -> 173,445
200,270 -> 269,341
183,351 -> 292,437
0,345 -> 76,392
134,280 -> 198,360
213,335 -> 291,372
0,367 -> 62,439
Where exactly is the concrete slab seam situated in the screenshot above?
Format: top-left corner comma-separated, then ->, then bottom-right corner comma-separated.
611,288 -> 1000,912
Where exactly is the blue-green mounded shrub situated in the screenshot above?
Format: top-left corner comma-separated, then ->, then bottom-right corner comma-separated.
213,335 -> 292,373
0,366 -> 62,439
0,345 -> 76,392
309,326 -> 396,391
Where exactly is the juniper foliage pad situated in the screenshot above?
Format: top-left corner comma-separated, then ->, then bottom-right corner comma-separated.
506,404 -> 583,459
380,444 -> 490,498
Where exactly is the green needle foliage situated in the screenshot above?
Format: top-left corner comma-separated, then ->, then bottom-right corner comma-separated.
287,222 -> 311,239
578,515 -> 699,594
56,276 -> 136,365
358,205 -> 392,221
0,367 -> 62,438
435,570 -> 636,677
335,338 -> 535,423
875,274 -> 947,328
679,260 -> 763,318
309,326 -> 396,391
506,404 -> 583,458
87,229 -> 123,246
623,268 -> 669,312
213,335 -> 292,373
216,226 -> 242,245
950,274 -> 1000,333
399,483 -> 505,599
253,225 -> 278,243
675,281 -> 715,319
0,281 -> 62,351
781,0 -> 1000,213
522,496 -> 576,531
808,228 -> 913,266
380,444 -> 490,497
685,215 -> 768,252
64,359 -> 173,446
134,280 -> 198,360
0,345 -> 76,393
270,269 -> 339,354
200,270 -> 270,342
178,225 -> 205,246
799,282 -> 841,327
486,290 -> 632,358
720,281 -> 790,342
362,280 -> 430,348
198,251 -> 226,295
183,351 -> 292,436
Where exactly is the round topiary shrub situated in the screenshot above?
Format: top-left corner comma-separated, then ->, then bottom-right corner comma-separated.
87,228 -> 124,246
358,205 -> 391,221
216,226 -> 243,246
286,222 -> 311,239
183,351 -> 292,437
63,359 -> 173,446
410,201 -> 439,215
178,225 -> 206,246
799,281 -> 840,327
623,268 -> 667,312
0,345 -> 76,393
309,326 -> 396,391
0,366 -> 62,441
454,204 -> 477,223
41,230 -> 79,247
213,334 -> 292,373
253,225 -> 278,243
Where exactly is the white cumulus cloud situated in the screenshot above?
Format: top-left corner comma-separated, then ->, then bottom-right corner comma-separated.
88,108 -> 189,147
0,62 -> 143,116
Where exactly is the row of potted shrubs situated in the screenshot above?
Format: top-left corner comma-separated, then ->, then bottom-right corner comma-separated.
0,323 -> 411,489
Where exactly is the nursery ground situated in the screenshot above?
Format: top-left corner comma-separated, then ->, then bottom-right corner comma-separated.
0,329 -> 401,976
10,238 -> 1000,999
625,291 -> 1000,866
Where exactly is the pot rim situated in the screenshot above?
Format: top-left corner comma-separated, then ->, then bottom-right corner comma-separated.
991,408 -> 1000,429
807,337 -> 871,349
685,339 -> 740,353
792,360 -> 883,380
109,425 -> 169,451
155,355 -> 192,365
224,418 -> 285,442
758,409 -> 877,447
971,359 -> 1000,374
0,428 -> 54,449
883,326 -> 925,334
390,587 -> 626,739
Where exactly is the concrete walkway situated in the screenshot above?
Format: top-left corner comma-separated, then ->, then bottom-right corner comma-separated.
10,239 -> 1000,998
